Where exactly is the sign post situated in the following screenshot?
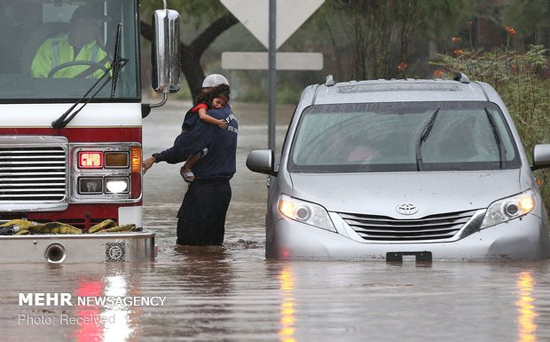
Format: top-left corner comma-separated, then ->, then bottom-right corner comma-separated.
220,0 -> 325,150
268,0 -> 276,151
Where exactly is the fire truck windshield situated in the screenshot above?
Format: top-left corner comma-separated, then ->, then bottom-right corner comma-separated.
0,0 -> 140,102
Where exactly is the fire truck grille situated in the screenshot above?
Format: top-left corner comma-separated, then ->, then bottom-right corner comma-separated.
0,144 -> 67,201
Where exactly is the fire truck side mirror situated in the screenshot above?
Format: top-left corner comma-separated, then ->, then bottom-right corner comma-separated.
152,7 -> 181,94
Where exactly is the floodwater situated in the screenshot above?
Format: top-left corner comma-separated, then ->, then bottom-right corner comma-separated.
2,100 -> 550,342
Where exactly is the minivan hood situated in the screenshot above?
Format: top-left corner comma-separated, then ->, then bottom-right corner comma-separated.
289,170 -> 523,218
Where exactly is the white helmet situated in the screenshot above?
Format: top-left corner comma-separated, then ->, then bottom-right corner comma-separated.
202,74 -> 229,88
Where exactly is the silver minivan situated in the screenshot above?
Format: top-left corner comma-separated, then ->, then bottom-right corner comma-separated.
247,75 -> 550,261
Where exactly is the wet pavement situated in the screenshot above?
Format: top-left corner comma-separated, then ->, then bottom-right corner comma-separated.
2,100 -> 550,342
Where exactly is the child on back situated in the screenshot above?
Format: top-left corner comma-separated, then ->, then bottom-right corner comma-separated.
179,83 -> 231,182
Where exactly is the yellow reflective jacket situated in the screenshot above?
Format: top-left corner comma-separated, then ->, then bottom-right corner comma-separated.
31,34 -> 110,78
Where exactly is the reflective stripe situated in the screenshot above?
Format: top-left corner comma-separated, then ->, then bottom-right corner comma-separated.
51,38 -> 60,71
91,44 -> 99,62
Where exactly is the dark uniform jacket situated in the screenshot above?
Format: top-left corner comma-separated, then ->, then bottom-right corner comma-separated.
153,105 -> 238,180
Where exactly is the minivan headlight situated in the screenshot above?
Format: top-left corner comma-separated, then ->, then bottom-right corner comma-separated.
480,190 -> 536,229
278,194 -> 336,232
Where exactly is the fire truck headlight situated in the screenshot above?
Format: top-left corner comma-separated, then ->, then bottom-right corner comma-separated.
105,177 -> 130,194
78,177 -> 103,194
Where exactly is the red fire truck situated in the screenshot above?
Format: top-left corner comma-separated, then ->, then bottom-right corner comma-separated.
0,0 -> 180,262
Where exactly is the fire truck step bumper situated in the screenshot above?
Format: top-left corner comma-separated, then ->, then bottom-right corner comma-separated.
0,232 -> 156,263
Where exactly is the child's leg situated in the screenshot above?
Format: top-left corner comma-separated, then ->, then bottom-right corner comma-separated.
180,153 -> 200,183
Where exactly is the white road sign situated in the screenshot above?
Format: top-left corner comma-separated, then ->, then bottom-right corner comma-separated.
220,0 -> 325,49
222,52 -> 323,70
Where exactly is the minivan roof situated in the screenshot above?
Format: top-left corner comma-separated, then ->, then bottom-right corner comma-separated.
303,77 -> 497,105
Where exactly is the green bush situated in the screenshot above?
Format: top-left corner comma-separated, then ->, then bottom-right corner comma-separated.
431,44 -> 550,208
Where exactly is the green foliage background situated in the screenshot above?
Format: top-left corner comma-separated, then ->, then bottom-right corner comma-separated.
140,0 -> 550,103
431,44 -> 550,207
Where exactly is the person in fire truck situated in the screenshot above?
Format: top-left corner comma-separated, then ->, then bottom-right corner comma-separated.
30,4 -> 110,78
142,74 -> 238,246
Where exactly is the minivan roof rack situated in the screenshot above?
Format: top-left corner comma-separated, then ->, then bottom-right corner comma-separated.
325,75 -> 335,86
453,72 -> 470,83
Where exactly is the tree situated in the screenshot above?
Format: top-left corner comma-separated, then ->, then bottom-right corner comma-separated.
315,0 -> 472,80
139,1 -> 238,100
138,1 -> 548,100
502,0 -> 550,47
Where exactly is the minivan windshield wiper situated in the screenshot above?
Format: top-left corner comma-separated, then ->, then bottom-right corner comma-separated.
415,107 -> 440,171
484,107 -> 506,169
51,24 -> 128,129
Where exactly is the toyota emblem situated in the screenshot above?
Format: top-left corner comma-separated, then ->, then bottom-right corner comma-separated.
397,203 -> 418,215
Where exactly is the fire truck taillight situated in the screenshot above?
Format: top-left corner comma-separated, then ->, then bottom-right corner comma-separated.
130,147 -> 141,173
78,152 -> 103,168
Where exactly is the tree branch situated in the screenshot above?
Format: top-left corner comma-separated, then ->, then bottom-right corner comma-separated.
189,13 -> 239,56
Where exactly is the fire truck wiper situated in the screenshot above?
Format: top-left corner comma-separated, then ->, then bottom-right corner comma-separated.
51,24 -> 128,129
111,24 -> 129,98
51,72 -> 110,129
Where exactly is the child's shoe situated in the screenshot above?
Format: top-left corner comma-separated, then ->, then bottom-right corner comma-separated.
180,167 -> 195,183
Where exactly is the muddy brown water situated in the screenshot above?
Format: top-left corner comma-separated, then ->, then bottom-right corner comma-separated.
2,100 -> 550,342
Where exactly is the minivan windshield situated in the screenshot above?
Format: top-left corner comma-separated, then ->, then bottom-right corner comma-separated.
289,102 -> 521,172
0,0 -> 140,103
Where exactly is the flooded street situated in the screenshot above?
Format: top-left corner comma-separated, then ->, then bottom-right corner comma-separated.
2,100 -> 550,342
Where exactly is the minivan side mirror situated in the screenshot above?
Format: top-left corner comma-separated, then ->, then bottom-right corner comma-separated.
246,149 -> 276,176
532,144 -> 550,171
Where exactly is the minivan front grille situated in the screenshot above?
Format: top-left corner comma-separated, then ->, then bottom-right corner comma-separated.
0,143 -> 67,202
339,209 -> 478,241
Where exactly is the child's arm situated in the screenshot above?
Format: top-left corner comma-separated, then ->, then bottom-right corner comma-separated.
198,108 -> 228,129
